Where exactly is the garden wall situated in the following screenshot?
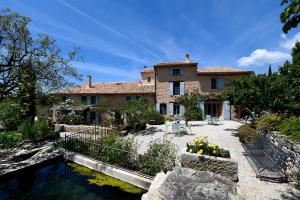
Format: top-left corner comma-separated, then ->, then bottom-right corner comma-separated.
261,131 -> 300,182
180,150 -> 238,182
55,124 -> 109,133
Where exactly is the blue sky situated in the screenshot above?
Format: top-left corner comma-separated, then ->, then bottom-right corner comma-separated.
2,0 -> 300,83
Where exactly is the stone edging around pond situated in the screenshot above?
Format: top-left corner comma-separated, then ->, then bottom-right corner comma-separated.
179,148 -> 238,182
0,142 -> 64,179
64,151 -> 153,190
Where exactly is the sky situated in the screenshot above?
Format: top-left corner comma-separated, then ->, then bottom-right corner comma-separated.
1,0 -> 300,83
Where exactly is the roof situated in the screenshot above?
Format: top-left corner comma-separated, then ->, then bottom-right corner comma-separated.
154,61 -> 198,67
197,67 -> 253,75
141,68 -> 154,73
58,82 -> 155,95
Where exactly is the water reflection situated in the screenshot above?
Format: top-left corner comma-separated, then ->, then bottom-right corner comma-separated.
0,161 -> 144,200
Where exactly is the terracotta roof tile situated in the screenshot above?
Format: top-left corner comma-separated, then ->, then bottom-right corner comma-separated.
58,82 -> 155,95
197,67 -> 253,75
155,61 -> 198,66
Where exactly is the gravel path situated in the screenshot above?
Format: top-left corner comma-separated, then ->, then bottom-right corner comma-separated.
134,120 -> 299,200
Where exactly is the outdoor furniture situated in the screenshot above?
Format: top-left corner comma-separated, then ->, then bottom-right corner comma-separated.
206,115 -> 212,124
243,135 -> 287,182
171,123 -> 180,135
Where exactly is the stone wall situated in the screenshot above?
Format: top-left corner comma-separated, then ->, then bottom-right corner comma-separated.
261,132 -> 300,182
55,124 -> 109,133
180,150 -> 238,182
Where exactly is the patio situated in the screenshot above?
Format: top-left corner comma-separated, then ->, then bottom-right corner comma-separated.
133,120 -> 298,200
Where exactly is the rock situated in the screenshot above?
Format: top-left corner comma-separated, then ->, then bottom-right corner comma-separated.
180,151 -> 238,182
294,145 -> 300,154
142,167 -> 237,200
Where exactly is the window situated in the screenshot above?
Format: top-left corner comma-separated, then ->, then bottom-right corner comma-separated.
211,78 -> 224,89
173,104 -> 180,115
160,104 -> 167,115
91,96 -> 96,104
126,96 -> 132,102
62,96 -> 69,102
147,77 -> 151,83
173,69 -> 181,76
81,96 -> 87,104
173,81 -> 180,95
211,78 -> 217,89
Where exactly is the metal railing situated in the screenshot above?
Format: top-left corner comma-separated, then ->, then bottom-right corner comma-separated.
64,131 -> 175,177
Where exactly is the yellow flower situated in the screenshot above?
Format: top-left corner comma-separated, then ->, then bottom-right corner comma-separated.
197,149 -> 203,155
189,149 -> 193,153
213,149 -> 218,155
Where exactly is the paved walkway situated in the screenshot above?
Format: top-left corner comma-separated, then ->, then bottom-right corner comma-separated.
134,120 -> 299,200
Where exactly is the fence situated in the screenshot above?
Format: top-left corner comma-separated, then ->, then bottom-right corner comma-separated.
64,129 -> 175,177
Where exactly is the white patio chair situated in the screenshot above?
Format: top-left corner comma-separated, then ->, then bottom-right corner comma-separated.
206,115 -> 212,124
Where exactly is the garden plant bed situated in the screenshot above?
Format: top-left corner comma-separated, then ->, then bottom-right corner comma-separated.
180,149 -> 238,182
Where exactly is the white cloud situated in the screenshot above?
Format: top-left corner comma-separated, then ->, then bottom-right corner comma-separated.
237,49 -> 291,67
280,32 -> 300,49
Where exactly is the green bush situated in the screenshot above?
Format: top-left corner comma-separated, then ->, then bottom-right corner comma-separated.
18,119 -> 58,140
237,125 -> 257,143
0,99 -> 22,131
61,113 -> 85,125
98,133 -> 138,167
138,139 -> 177,176
147,110 -> 165,125
0,131 -> 23,148
277,116 -> 300,140
256,113 -> 282,132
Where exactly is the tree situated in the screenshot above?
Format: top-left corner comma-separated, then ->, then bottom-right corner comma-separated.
268,65 -> 272,76
175,89 -> 204,125
123,98 -> 152,132
221,42 -> 300,116
280,0 -> 300,33
0,9 -> 82,121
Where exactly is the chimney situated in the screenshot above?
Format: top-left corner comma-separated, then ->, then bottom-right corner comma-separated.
86,75 -> 92,88
185,54 -> 190,63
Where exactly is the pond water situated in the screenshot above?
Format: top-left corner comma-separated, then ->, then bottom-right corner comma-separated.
0,159 -> 146,200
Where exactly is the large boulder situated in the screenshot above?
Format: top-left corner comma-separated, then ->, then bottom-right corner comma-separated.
142,167 -> 238,200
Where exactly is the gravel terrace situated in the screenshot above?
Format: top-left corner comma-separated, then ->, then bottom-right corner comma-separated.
133,120 -> 299,200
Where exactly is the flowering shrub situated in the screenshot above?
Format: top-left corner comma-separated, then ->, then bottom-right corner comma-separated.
186,136 -> 230,158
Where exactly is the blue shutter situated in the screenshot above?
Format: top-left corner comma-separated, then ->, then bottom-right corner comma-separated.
217,78 -> 224,89
169,69 -> 173,77
223,101 -> 231,120
132,96 -> 136,101
156,103 -> 160,112
179,105 -> 185,118
199,100 -> 205,119
169,103 -> 174,116
95,113 -> 100,124
180,82 -> 185,95
87,96 -> 92,105
180,67 -> 184,76
96,96 -> 100,104
169,82 -> 174,96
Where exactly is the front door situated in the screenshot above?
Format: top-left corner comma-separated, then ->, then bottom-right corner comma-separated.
204,101 -> 222,117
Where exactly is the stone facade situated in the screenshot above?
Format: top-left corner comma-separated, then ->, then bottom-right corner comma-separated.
180,150 -> 238,182
261,132 -> 300,182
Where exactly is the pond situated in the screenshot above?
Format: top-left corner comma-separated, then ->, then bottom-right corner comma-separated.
0,159 -> 146,200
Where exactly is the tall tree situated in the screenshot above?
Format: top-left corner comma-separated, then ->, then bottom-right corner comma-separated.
0,9 -> 82,121
268,64 -> 272,76
280,0 -> 300,33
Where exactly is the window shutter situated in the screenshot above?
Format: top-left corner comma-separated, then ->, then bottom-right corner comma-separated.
169,69 -> 173,77
156,103 -> 160,112
180,67 -> 184,76
169,82 -> 174,96
96,96 -> 100,104
179,105 -> 185,118
199,100 -> 205,119
169,103 -> 174,116
132,96 -> 136,101
87,96 -> 92,104
217,78 -> 224,89
223,101 -> 231,120
180,82 -> 185,95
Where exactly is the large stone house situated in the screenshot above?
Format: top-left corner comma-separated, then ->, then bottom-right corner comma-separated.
56,55 -> 252,124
